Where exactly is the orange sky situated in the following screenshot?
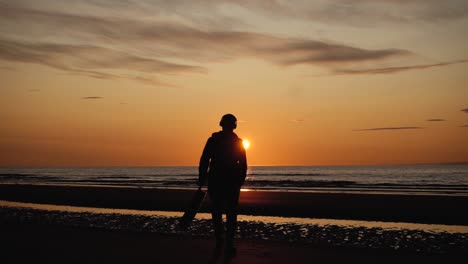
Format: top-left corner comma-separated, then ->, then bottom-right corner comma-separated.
1,1 -> 467,166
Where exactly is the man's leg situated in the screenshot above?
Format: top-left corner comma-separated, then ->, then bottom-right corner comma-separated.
225,208 -> 237,247
225,188 -> 240,254
209,189 -> 224,253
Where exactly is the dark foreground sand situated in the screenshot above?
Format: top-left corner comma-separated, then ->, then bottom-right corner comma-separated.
1,183 -> 466,263
1,183 -> 467,224
2,223 -> 463,264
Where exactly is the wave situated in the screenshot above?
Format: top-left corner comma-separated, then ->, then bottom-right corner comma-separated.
247,173 -> 326,176
2,174 -> 468,191
244,180 -> 356,187
0,173 -> 60,181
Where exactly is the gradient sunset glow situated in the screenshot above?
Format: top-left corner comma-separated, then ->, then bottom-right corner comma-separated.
1,0 -> 467,166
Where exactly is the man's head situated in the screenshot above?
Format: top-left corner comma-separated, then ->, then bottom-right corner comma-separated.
220,114 -> 237,130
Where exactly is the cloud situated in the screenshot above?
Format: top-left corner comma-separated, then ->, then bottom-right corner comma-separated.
102,0 -> 467,28
0,65 -> 14,71
230,0 -> 468,25
60,0 -> 468,25
291,119 -> 305,123
335,60 -> 468,75
125,0 -> 468,22
0,38 -> 203,73
426,119 -> 446,122
0,4 -> 409,64
353,127 -> 423,131
0,3 -> 414,82
81,96 -> 103,99
261,42 -> 410,66
461,109 -> 468,114
0,38 -> 203,85
461,125 -> 468,127
1,1 -> 465,84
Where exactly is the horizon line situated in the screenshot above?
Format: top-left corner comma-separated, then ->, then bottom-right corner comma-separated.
1,161 -> 467,168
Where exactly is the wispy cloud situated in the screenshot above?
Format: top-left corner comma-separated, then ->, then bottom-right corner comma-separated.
59,0 -> 468,26
0,65 -> 14,71
0,37 -> 203,85
353,127 -> 423,131
461,108 -> 468,114
291,119 -> 305,123
0,4 -> 409,64
0,2 -> 415,83
335,60 -> 468,75
227,0 -> 468,25
263,42 -> 409,66
0,1 -> 466,84
81,96 -> 103,99
427,119 -> 446,122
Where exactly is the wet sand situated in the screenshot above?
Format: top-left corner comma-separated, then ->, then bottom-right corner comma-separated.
1,204 -> 466,254
0,183 -> 467,224
1,183 -> 466,263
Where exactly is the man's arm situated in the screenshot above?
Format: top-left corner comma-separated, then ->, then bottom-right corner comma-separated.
198,137 -> 213,186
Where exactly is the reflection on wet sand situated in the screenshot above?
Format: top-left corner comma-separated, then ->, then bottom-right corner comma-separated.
1,200 -> 466,233
1,200 -> 467,253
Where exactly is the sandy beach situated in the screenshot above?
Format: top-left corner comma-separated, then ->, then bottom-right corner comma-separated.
0,183 -> 467,225
1,183 -> 467,263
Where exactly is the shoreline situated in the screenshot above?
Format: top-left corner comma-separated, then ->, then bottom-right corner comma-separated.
1,183 -> 467,225
2,182 -> 467,196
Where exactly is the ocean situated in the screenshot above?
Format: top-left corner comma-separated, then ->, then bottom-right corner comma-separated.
1,165 -> 467,195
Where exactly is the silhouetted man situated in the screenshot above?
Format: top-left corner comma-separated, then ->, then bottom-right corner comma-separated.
199,114 -> 247,257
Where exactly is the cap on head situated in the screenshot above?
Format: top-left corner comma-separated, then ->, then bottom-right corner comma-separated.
220,114 -> 237,130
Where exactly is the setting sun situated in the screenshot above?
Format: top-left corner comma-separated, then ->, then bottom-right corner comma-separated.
243,139 -> 250,150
